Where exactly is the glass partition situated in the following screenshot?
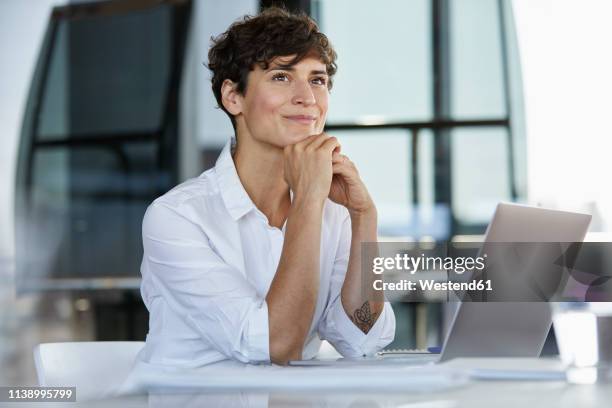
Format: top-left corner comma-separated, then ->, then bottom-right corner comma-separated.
15,0 -> 192,291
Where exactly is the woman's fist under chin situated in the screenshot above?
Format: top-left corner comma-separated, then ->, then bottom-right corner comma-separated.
283,133 -> 340,204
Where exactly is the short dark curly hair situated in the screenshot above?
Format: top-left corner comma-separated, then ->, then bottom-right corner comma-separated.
207,7 -> 338,130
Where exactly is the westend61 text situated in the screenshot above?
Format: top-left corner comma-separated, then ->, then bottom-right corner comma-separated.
373,279 -> 493,292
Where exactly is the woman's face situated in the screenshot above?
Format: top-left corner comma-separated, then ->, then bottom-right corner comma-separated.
233,55 -> 330,148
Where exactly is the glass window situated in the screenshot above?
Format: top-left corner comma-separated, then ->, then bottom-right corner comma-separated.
416,129 -> 450,239
37,6 -> 172,139
318,0 -> 432,123
451,127 -> 511,225
16,0 -> 190,290
450,0 -> 506,119
27,143 -> 167,280
333,129 -> 411,234
417,129 -> 435,213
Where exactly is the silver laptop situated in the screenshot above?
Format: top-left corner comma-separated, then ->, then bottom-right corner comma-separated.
290,202 -> 592,366
438,202 -> 591,362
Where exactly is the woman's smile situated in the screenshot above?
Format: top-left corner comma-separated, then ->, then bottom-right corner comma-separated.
283,115 -> 317,125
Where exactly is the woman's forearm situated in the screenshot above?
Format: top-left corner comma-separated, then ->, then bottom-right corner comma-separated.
340,207 -> 384,334
266,196 -> 323,364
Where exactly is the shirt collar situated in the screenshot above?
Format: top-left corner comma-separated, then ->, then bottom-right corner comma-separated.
214,138 -> 257,220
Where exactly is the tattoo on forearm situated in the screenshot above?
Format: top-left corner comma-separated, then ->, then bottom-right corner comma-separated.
349,301 -> 378,334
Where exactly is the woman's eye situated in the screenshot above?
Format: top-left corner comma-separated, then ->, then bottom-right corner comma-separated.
311,77 -> 328,86
272,73 -> 289,81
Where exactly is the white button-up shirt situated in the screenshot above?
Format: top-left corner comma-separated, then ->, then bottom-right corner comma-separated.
137,139 -> 395,367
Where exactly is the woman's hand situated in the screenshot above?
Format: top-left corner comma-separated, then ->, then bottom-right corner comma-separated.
329,151 -> 376,216
283,133 -> 340,204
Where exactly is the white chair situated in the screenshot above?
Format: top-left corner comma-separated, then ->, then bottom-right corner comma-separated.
33,341 -> 144,401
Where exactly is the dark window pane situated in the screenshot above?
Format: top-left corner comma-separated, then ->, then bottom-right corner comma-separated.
26,143 -> 169,280
38,5 -> 172,139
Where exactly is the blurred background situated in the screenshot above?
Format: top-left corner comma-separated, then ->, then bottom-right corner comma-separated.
1,0 -> 612,386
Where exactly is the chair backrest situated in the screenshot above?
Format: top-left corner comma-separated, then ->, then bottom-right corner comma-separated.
33,341 -> 144,401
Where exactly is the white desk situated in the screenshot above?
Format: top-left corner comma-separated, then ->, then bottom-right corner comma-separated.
66,358 -> 612,407
81,384 -> 612,408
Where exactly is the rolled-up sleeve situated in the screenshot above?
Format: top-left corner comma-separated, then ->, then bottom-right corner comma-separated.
142,202 -> 269,363
318,212 -> 396,358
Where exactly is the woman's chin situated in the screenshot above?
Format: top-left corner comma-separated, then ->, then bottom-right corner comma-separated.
285,131 -> 318,145
265,129 -> 320,148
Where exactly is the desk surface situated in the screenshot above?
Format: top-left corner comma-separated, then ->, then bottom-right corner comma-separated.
74,381 -> 612,408
64,358 -> 612,408
90,384 -> 612,408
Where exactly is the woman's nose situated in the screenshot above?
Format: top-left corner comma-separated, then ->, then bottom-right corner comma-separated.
291,80 -> 316,106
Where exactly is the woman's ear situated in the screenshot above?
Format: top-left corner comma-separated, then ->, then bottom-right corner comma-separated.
220,79 -> 243,116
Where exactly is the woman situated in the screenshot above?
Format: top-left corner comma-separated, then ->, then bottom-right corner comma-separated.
138,7 -> 395,368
